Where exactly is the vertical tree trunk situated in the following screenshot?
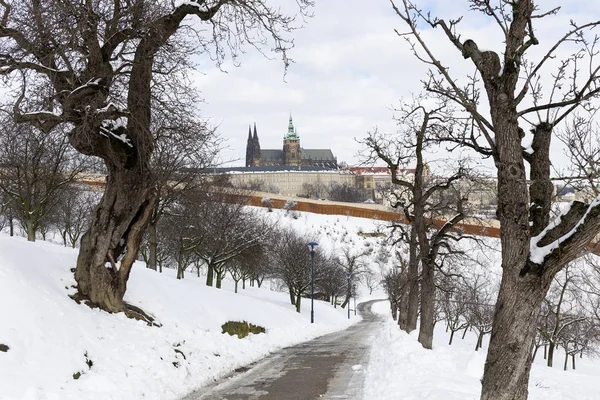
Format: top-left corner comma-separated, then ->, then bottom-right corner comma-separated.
234,280 -> 238,293
242,278 -> 246,289
475,332 -> 484,351
480,277 -> 547,400
398,263 -> 409,330
74,165 -> 156,316
406,225 -> 420,333
289,289 -> 295,305
216,269 -> 223,289
563,348 -> 568,371
572,354 -> 576,370
206,264 -> 214,286
147,220 -> 158,271
295,292 -> 301,313
9,215 -> 14,236
547,342 -> 555,367
418,259 -> 435,349
25,218 -> 36,242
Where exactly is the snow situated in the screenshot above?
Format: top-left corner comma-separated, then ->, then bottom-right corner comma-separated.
363,301 -> 600,400
2,206 -> 600,399
0,229 -> 357,400
530,196 -> 600,264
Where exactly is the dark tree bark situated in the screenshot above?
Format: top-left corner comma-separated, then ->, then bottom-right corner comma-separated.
147,221 -> 158,271
393,0 -> 600,397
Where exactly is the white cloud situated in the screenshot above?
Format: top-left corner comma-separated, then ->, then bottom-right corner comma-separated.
189,0 -> 600,170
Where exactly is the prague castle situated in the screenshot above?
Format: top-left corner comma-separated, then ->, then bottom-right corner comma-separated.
245,115 -> 337,169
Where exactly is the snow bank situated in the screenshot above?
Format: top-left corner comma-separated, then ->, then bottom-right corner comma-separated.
364,301 -> 600,400
0,235 -> 356,400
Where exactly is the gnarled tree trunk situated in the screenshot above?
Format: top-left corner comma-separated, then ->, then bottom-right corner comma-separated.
74,164 -> 156,316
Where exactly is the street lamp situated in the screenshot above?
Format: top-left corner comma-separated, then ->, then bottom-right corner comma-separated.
307,241 -> 319,324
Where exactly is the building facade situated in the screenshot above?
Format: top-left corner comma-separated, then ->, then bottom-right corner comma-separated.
245,115 -> 338,169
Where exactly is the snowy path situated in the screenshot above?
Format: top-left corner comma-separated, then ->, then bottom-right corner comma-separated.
181,300 -> 383,400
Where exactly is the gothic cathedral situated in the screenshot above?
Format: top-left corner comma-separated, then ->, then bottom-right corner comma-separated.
245,115 -> 337,169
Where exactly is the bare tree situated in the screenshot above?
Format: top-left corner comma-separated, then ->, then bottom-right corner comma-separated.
393,1 -> 600,397
0,0 -> 313,319
194,190 -> 272,288
272,228 -> 323,313
334,246 -> 369,309
464,276 -> 496,351
146,106 -> 220,271
0,120 -> 85,241
327,182 -> 369,203
361,99 -> 468,348
227,243 -> 269,293
54,186 -> 98,248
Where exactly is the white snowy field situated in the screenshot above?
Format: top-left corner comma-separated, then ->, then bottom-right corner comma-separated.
364,300 -> 600,400
0,229 -> 359,400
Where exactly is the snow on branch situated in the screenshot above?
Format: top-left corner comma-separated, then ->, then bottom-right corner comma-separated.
100,118 -> 133,148
529,196 -> 600,266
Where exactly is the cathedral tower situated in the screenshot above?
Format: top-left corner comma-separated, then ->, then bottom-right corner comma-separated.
283,115 -> 301,166
245,123 -> 262,167
245,125 -> 253,167
251,123 -> 261,166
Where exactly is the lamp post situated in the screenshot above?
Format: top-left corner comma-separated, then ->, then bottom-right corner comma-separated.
345,273 -> 352,319
307,241 -> 319,323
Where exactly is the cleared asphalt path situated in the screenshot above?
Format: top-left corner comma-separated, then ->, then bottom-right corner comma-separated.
181,299 -> 384,400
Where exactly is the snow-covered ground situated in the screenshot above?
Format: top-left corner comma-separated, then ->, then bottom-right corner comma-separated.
2,206 -> 600,400
0,228 -> 359,400
364,301 -> 600,400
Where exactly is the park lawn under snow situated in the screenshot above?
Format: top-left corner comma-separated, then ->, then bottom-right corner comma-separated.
363,301 -> 600,400
0,230 -> 358,400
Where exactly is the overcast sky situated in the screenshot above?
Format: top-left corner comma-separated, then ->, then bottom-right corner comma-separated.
190,0 -> 600,171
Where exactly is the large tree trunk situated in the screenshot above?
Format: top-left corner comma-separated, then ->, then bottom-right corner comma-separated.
147,220 -> 158,271
74,165 -> 156,317
480,274 -> 548,400
418,259 -> 435,349
206,264 -> 214,286
406,224 -> 420,333
25,218 -> 36,242
547,342 -> 555,367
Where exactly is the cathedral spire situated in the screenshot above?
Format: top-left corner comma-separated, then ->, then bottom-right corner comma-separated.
248,125 -> 252,140
285,114 -> 298,140
253,122 -> 258,139
288,114 -> 295,135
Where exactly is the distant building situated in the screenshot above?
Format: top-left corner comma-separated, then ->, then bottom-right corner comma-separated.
245,115 -> 338,169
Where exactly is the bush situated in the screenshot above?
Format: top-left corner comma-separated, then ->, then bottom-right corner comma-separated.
221,321 -> 266,339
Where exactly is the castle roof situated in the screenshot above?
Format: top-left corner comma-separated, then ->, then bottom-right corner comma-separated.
301,149 -> 335,161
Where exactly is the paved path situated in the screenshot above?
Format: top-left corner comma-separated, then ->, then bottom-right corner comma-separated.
181,300 -> 383,400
